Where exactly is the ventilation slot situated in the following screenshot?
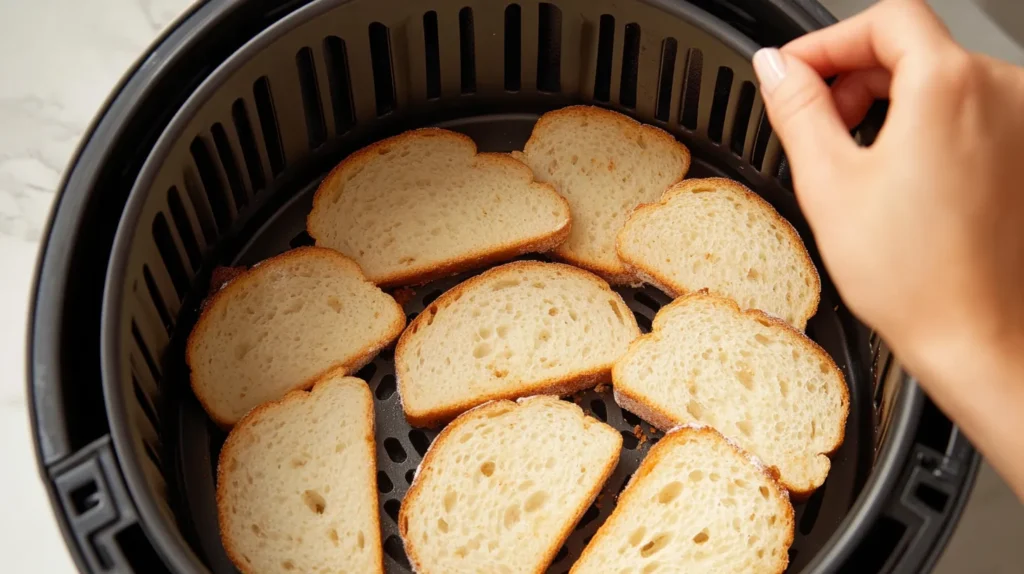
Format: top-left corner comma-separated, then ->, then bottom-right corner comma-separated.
799,477 -> 827,534
619,23 -> 641,108
537,3 -> 562,93
132,375 -> 160,431
376,374 -> 396,400
423,12 -> 441,99
182,171 -> 218,242
152,213 -> 190,298
210,123 -> 248,211
142,265 -> 173,331
323,36 -> 355,134
253,77 -> 285,176
576,503 -> 600,530
383,499 -> 401,523
384,437 -> 407,463
409,429 -> 431,456
296,47 -> 327,149
633,310 -> 652,333
369,23 -> 397,116
730,81 -> 756,156
708,66 -> 734,143
750,110 -> 773,170
680,48 -> 703,130
131,321 -> 161,381
621,429 -> 639,449
384,535 -> 411,569
589,14 -> 615,101
458,8 -> 477,94
166,186 -> 202,268
378,471 -> 393,493
504,4 -> 522,91
655,38 -> 678,122
356,362 -> 377,382
231,100 -> 266,194
405,468 -> 415,484
621,408 -> 641,428
189,137 -> 232,231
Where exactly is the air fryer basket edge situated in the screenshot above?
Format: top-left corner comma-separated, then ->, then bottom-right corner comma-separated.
28,0 -> 979,573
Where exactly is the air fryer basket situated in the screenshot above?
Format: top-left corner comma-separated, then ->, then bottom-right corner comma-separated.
29,0 -> 979,573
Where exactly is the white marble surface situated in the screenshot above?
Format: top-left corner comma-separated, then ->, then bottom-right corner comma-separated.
0,0 -> 1021,572
0,1 -> 191,571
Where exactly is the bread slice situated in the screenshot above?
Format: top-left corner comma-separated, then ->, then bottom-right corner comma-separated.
396,260 -> 640,427
617,177 -> 820,329
186,247 -> 404,426
307,128 -> 571,287
572,425 -> 794,574
519,106 -> 690,283
399,396 -> 622,574
612,292 -> 848,494
217,372 -> 382,574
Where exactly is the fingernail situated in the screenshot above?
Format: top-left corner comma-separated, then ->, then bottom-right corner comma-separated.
753,48 -> 787,94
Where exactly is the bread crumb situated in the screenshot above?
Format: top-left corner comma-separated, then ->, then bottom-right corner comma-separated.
392,286 -> 417,307
210,265 -> 245,294
594,383 -> 611,394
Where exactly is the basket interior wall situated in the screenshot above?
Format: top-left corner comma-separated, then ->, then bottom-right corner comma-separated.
105,0 -> 875,572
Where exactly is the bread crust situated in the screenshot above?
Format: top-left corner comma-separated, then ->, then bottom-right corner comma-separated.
216,372 -> 383,574
571,425 -> 795,574
523,106 -> 692,283
611,291 -> 849,495
307,128 -> 572,287
186,246 -> 405,427
399,396 -> 622,574
395,260 -> 641,428
616,177 -> 821,330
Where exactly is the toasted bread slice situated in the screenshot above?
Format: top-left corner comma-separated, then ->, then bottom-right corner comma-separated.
399,396 -> 621,574
617,177 -> 820,329
572,425 -> 794,574
307,128 -> 571,287
217,373 -> 382,574
396,261 -> 640,427
520,106 -> 690,283
186,247 -> 404,426
612,293 -> 848,494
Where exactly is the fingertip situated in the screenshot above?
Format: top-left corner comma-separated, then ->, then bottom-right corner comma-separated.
753,48 -> 787,94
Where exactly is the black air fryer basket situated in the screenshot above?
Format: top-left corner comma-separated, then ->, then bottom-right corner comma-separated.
29,0 -> 979,572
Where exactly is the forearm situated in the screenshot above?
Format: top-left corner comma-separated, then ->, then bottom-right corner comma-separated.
902,336 -> 1024,501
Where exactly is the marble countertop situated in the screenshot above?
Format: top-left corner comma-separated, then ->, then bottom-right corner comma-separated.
0,0 -> 191,570
1,0 -> 1021,572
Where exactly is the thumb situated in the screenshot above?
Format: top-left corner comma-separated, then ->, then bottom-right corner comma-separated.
753,48 -> 857,178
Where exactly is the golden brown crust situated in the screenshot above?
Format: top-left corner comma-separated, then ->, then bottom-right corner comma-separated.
217,372 -> 384,574
307,128 -> 572,288
616,177 -> 821,330
572,426 -> 794,574
185,246 -> 405,427
399,397 -> 622,574
524,106 -> 692,282
611,291 -> 849,495
395,260 -> 641,428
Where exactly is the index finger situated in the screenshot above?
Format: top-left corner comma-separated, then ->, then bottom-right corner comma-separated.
781,0 -> 953,77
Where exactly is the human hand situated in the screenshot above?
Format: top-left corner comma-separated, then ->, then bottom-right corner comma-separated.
752,0 -> 1024,497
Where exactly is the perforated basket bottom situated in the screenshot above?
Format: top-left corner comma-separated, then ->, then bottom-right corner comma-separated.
167,114 -> 867,574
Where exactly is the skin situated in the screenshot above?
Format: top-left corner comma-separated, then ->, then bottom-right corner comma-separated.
752,0 -> 1024,500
